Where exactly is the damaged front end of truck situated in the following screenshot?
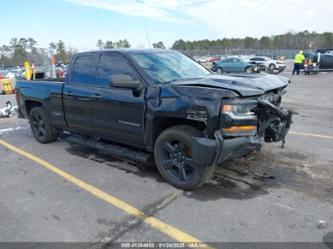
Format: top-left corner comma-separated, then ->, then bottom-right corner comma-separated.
191,91 -> 293,166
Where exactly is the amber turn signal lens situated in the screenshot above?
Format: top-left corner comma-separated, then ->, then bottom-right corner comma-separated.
222,125 -> 257,133
222,104 -> 233,113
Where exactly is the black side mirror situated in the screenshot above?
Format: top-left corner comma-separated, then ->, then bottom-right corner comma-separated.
110,74 -> 141,88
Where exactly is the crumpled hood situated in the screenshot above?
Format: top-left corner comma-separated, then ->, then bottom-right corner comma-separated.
169,73 -> 289,97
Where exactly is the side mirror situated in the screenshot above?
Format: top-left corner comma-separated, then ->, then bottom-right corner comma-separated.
110,74 -> 141,89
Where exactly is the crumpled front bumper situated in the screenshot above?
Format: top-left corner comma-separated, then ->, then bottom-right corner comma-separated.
192,132 -> 263,166
191,100 -> 293,166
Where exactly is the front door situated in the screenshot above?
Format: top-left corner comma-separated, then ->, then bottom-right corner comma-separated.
91,52 -> 146,147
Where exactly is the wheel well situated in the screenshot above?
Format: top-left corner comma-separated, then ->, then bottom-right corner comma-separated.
25,101 -> 42,115
245,66 -> 254,72
153,117 -> 206,145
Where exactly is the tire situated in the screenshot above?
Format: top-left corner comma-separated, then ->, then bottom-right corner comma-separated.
29,107 -> 58,143
216,67 -> 224,74
245,66 -> 253,73
154,125 -> 215,190
268,63 -> 276,71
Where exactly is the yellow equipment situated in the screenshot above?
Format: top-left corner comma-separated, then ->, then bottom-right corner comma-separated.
0,78 -> 14,94
24,61 -> 33,80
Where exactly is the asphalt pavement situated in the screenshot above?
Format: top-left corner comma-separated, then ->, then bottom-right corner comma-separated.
0,69 -> 333,247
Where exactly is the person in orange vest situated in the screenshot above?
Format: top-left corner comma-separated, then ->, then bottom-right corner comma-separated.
292,50 -> 305,75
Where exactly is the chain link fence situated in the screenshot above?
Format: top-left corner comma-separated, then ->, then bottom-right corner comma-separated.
179,49 -> 301,59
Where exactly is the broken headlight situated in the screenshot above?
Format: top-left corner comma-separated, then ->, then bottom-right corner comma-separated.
221,100 -> 258,136
222,100 -> 257,119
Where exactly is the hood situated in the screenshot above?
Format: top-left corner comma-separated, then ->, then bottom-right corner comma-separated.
169,73 -> 289,97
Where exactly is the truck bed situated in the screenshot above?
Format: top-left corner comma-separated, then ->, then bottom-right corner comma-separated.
15,79 -> 66,129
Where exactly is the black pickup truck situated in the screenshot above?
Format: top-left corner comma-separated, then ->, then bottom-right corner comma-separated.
16,49 -> 292,189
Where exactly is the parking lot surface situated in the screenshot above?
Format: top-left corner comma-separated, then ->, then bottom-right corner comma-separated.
0,70 -> 333,246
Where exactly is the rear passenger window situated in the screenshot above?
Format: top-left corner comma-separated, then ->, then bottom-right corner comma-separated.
97,53 -> 138,86
71,55 -> 97,85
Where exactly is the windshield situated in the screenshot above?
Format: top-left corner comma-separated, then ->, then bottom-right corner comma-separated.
130,51 -> 211,84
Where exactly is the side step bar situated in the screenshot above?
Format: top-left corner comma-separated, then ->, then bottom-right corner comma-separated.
65,135 -> 153,163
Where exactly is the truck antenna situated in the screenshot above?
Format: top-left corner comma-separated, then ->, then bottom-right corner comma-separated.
144,24 -> 152,48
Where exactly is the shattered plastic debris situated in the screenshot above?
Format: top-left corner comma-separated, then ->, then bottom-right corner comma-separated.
317,220 -> 328,230
0,101 -> 18,118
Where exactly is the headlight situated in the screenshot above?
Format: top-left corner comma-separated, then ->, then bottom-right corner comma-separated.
221,100 -> 258,136
313,63 -> 317,66
222,101 -> 257,118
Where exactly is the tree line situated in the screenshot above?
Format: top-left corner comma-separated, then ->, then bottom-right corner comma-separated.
96,39 -> 166,49
1,31 -> 332,66
0,38 -> 166,67
171,31 -> 333,51
0,38 -> 77,67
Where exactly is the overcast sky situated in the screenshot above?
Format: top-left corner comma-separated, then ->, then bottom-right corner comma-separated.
1,0 -> 333,50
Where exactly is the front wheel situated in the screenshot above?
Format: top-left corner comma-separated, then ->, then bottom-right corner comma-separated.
216,67 -> 224,74
154,125 -> 215,190
29,107 -> 58,143
268,63 -> 276,71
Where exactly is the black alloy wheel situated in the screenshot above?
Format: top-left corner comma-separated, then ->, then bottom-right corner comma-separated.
29,107 -> 58,143
154,125 -> 215,190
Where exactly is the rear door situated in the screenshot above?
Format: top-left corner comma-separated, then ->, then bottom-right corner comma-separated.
63,53 -> 99,134
91,52 -> 146,147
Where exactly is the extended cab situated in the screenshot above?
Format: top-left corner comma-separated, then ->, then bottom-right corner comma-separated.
16,49 -> 292,189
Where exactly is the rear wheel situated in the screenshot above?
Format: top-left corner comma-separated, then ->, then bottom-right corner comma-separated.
29,107 -> 58,143
154,125 -> 215,190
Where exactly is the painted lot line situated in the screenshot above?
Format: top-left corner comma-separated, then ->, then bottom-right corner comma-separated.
289,131 -> 333,140
0,139 -> 210,247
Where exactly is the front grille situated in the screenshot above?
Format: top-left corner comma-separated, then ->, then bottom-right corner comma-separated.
258,93 -> 281,106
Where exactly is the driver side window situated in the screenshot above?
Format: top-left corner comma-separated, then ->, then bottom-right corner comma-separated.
97,53 -> 138,87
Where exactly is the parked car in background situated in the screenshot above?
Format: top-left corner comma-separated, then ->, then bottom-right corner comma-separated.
316,48 -> 333,54
301,50 -> 333,71
193,56 -> 209,63
324,50 -> 333,56
211,57 -> 258,73
317,50 -> 333,70
249,56 -> 286,72
207,56 -> 220,63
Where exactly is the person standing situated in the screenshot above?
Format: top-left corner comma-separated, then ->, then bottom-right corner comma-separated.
292,50 -> 305,75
